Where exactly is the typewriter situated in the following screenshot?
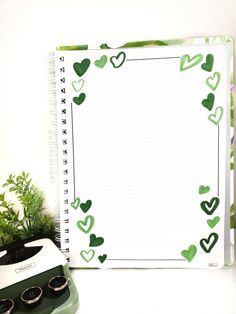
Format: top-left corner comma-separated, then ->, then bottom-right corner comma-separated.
0,237 -> 79,314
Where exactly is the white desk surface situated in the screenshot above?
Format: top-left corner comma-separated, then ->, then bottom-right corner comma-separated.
0,0 -> 236,313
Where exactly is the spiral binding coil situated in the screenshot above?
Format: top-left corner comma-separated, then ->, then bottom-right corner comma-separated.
48,52 -> 70,263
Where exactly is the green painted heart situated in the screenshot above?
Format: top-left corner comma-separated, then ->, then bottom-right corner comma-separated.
206,72 -> 221,91
73,93 -> 86,105
94,55 -> 108,68
200,232 -> 219,253
77,215 -> 95,234
180,54 -> 203,71
181,245 -> 197,262
198,185 -> 210,195
72,79 -> 85,92
208,106 -> 223,125
80,249 -> 95,262
200,197 -> 220,215
201,93 -> 215,111
207,216 -> 220,228
70,197 -> 80,209
98,254 -> 107,263
89,234 -> 104,247
201,54 -> 214,72
80,200 -> 92,213
110,52 -> 126,68
73,59 -> 91,77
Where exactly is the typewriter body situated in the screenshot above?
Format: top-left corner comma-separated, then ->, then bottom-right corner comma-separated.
0,237 -> 79,314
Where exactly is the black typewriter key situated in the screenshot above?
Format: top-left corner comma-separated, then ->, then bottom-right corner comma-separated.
21,286 -> 43,307
48,275 -> 68,295
0,298 -> 14,314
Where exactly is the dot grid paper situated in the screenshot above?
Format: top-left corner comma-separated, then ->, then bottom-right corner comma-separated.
55,44 -> 230,268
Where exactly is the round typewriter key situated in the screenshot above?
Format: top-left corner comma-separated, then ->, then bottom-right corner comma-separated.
0,298 -> 14,314
48,275 -> 68,295
21,286 -> 43,307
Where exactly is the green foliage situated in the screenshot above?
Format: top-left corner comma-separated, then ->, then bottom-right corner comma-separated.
0,172 -> 54,245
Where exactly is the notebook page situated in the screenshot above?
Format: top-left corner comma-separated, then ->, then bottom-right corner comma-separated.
55,43 -> 230,268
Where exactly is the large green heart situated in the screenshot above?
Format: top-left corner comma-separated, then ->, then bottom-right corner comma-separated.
181,245 -> 197,262
201,93 -> 215,111
73,59 -> 91,77
89,234 -> 104,247
200,197 -> 220,215
200,233 -> 219,253
201,54 -> 214,72
77,215 -> 95,234
180,54 -> 203,71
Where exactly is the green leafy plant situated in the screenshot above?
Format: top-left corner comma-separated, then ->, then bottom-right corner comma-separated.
0,172 -> 54,245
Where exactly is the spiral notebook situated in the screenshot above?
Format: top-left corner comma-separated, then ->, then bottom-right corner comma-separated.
49,36 -> 234,268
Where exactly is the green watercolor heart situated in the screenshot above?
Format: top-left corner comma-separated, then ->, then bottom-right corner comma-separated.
198,185 -> 210,195
73,59 -> 91,77
89,234 -> 104,247
181,245 -> 197,262
70,197 -> 80,209
110,52 -> 126,68
208,106 -> 224,125
73,93 -> 86,105
207,216 -> 220,228
201,93 -> 215,111
206,72 -> 221,91
72,79 -> 85,92
94,55 -> 108,68
80,249 -> 95,262
200,232 -> 219,253
180,54 -> 203,71
77,215 -> 95,234
200,197 -> 220,215
201,54 -> 214,72
98,254 -> 107,263
80,200 -> 92,213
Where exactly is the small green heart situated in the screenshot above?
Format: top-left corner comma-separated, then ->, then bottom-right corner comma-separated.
95,55 -> 108,68
200,197 -> 220,215
180,54 -> 203,71
72,79 -> 85,92
70,197 -> 80,209
98,254 -> 107,263
110,52 -> 126,68
201,93 -> 215,111
200,232 -> 219,253
208,106 -> 224,125
206,72 -> 221,91
207,216 -> 220,228
80,200 -> 92,213
198,185 -> 210,195
89,234 -> 104,247
181,245 -> 197,262
201,54 -> 214,72
73,93 -> 86,105
77,215 -> 95,234
73,59 -> 91,77
80,249 -> 95,262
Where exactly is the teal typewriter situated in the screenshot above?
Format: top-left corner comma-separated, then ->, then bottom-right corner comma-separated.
0,237 -> 79,314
